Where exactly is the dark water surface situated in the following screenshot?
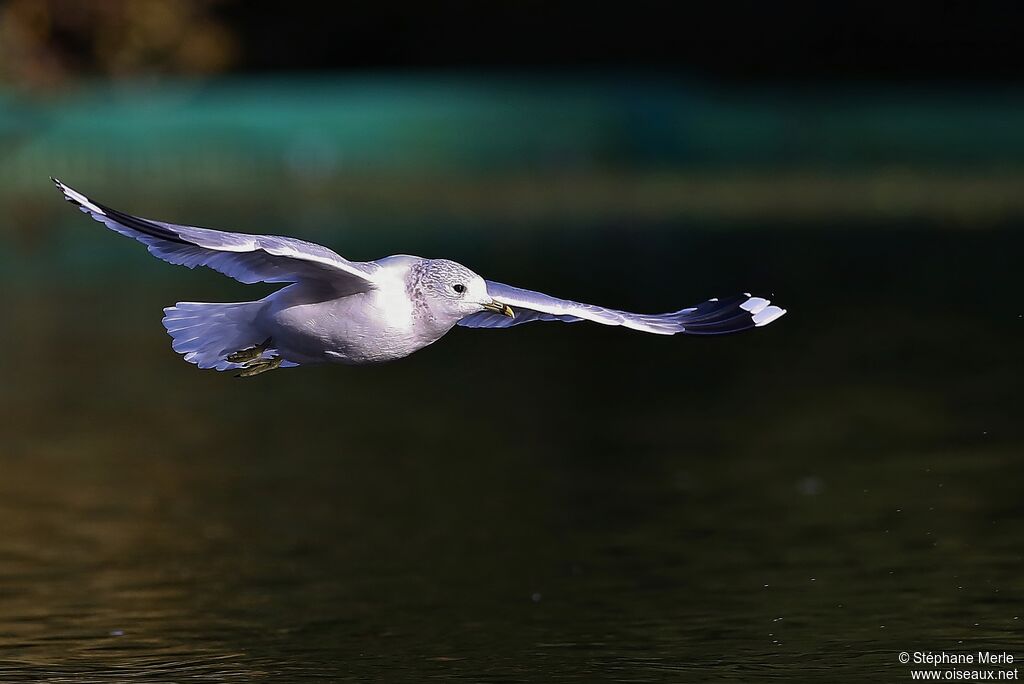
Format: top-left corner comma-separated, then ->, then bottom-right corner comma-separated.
1,210 -> 1021,681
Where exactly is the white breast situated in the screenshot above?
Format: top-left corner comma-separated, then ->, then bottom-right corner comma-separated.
371,271 -> 415,330
262,263 -> 440,365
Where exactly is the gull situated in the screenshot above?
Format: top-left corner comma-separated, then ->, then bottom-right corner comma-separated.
53,178 -> 786,377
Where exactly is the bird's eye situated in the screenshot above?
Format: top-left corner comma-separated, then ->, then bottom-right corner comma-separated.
452,284 -> 466,294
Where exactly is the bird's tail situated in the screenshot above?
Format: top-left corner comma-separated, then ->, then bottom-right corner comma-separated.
162,300 -> 287,371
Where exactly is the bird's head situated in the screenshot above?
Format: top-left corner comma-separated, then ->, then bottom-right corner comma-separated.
416,259 -> 514,320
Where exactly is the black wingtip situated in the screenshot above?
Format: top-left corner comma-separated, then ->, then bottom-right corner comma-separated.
51,177 -> 75,203
675,293 -> 786,335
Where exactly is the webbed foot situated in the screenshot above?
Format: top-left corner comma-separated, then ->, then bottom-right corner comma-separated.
227,338 -> 272,364
228,339 -> 283,377
235,357 -> 282,378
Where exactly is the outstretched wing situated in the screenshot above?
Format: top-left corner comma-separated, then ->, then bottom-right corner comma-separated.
53,178 -> 378,289
458,280 -> 786,335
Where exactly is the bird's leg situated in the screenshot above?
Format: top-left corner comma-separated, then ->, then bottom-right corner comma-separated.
227,338 -> 283,377
227,338 -> 273,364
235,357 -> 282,378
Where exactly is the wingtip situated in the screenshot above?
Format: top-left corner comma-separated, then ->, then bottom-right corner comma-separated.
739,296 -> 771,315
739,293 -> 787,327
753,305 -> 786,327
51,177 -> 106,216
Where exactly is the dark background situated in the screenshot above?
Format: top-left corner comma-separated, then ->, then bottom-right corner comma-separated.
186,2 -> 1024,79
210,2 -> 1024,80
20,2 -> 1024,82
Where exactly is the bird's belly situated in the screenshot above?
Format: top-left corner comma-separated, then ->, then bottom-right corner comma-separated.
261,289 -> 429,365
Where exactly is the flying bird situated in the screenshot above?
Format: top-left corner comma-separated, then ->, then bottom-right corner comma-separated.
53,178 -> 786,377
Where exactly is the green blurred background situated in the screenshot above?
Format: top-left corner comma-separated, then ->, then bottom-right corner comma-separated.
1,2 -> 1022,682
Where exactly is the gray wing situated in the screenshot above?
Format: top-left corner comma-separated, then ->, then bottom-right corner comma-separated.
54,178 -> 378,289
458,280 -> 786,335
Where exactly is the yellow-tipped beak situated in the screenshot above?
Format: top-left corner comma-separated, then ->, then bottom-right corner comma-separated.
482,300 -> 515,318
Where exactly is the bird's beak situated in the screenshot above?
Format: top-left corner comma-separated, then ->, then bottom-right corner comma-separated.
482,299 -> 515,318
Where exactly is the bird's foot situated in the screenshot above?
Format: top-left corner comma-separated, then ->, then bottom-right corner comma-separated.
227,338 -> 272,364
228,338 -> 282,377
235,357 -> 282,378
